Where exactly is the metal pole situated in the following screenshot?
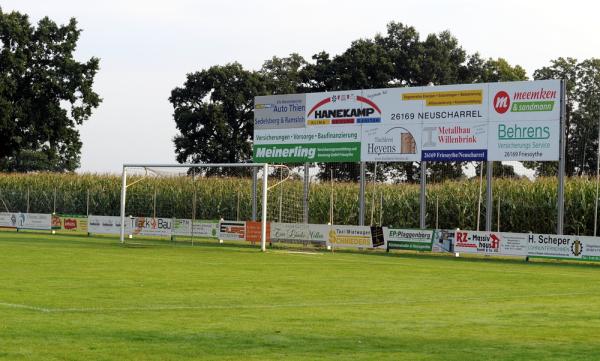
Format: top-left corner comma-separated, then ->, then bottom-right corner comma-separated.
485,161 -> 493,231
303,163 -> 309,223
557,79 -> 567,235
370,162 -> 377,226
359,162 -> 366,226
26,188 -> 30,213
477,162 -> 483,231
252,167 -> 257,221
86,189 -> 90,217
119,166 -> 127,243
260,164 -> 268,252
595,102 -> 600,236
420,161 -> 427,229
53,188 -> 57,215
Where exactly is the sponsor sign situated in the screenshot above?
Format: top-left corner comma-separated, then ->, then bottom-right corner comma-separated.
173,219 -> 219,238
327,225 -> 385,249
385,228 -> 434,251
361,124 -> 420,162
0,212 -> 18,229
51,215 -> 88,233
246,221 -> 270,243
487,120 -> 559,161
254,80 -> 561,162
254,94 -> 306,129
488,80 -> 560,122
432,229 -> 455,252
88,215 -> 130,235
270,222 -> 329,244
17,213 -> 52,230
219,220 -> 246,241
131,217 -> 172,237
306,90 -> 382,126
253,127 -> 361,162
421,122 -> 488,161
454,231 -> 528,256
526,233 -> 600,260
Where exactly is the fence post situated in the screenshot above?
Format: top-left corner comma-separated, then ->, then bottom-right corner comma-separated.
420,161 -> 427,229
557,79 -> 566,235
359,162 -> 366,226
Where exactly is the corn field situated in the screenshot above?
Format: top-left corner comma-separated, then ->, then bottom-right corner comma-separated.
0,172 -> 598,235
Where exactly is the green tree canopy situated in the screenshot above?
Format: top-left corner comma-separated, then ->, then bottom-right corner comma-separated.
0,8 -> 101,172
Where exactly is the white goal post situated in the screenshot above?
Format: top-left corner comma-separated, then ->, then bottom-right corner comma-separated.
119,163 -> 270,251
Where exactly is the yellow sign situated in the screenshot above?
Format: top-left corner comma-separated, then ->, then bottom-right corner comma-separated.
402,90 -> 482,106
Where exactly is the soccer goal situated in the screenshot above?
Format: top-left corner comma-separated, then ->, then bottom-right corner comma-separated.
117,163 -> 303,251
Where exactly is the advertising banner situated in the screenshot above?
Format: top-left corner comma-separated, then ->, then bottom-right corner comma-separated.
246,221 -> 270,243
421,122 -> 488,161
88,215 -> 130,235
173,219 -> 219,238
269,222 -> 330,244
254,94 -> 306,129
51,214 -> 88,233
130,217 -> 172,237
253,127 -> 361,163
16,213 -> 52,230
254,80 -> 561,163
327,225 -> 385,249
219,220 -> 246,241
385,228 -> 434,251
454,230 -> 528,256
361,124 -> 420,162
487,120 -> 559,161
0,212 -> 18,229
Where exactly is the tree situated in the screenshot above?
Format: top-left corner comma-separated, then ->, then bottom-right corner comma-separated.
524,57 -> 600,177
0,9 -> 101,172
170,63 -> 265,174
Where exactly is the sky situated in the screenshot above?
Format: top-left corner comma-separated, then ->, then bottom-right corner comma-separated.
3,0 -> 599,174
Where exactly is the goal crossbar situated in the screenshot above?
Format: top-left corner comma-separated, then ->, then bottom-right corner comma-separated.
119,163 -> 270,251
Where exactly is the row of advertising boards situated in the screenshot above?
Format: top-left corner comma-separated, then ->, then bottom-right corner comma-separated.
253,80 -> 562,162
2,212 -> 598,262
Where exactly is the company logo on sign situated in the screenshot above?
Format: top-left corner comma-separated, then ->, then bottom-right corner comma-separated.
571,239 -> 583,256
494,91 -> 510,114
307,95 -> 381,125
494,88 -> 556,114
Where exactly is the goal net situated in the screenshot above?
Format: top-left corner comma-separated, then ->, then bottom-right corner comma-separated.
117,163 -> 304,251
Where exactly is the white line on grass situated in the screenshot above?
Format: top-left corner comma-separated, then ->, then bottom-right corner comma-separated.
1,291 -> 597,314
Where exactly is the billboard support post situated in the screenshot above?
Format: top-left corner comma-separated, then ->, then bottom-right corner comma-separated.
420,161 -> 427,229
557,79 -> 566,235
359,162 -> 366,226
252,167 -> 257,221
485,161 -> 493,231
303,163 -> 309,223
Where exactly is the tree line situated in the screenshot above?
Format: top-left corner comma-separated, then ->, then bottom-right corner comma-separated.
1,8 -> 598,179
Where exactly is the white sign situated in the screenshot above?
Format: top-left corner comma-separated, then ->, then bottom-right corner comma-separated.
487,120 -> 559,161
254,80 -> 561,162
131,217 -> 172,237
361,124 -> 420,162
16,213 -> 51,230
88,215 -> 129,235
219,220 -> 246,241
173,219 -> 218,238
254,94 -> 306,129
453,230 -> 528,256
0,212 -> 17,229
270,222 -> 328,244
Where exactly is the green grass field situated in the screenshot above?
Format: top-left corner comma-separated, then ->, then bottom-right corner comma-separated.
1,232 -> 600,360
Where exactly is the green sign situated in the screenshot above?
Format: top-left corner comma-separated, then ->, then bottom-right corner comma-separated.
253,142 -> 360,162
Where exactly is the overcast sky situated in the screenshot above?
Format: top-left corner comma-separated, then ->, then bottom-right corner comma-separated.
3,0 -> 599,173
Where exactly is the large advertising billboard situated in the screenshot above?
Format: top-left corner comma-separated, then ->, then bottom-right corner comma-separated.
254,80 -> 561,162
